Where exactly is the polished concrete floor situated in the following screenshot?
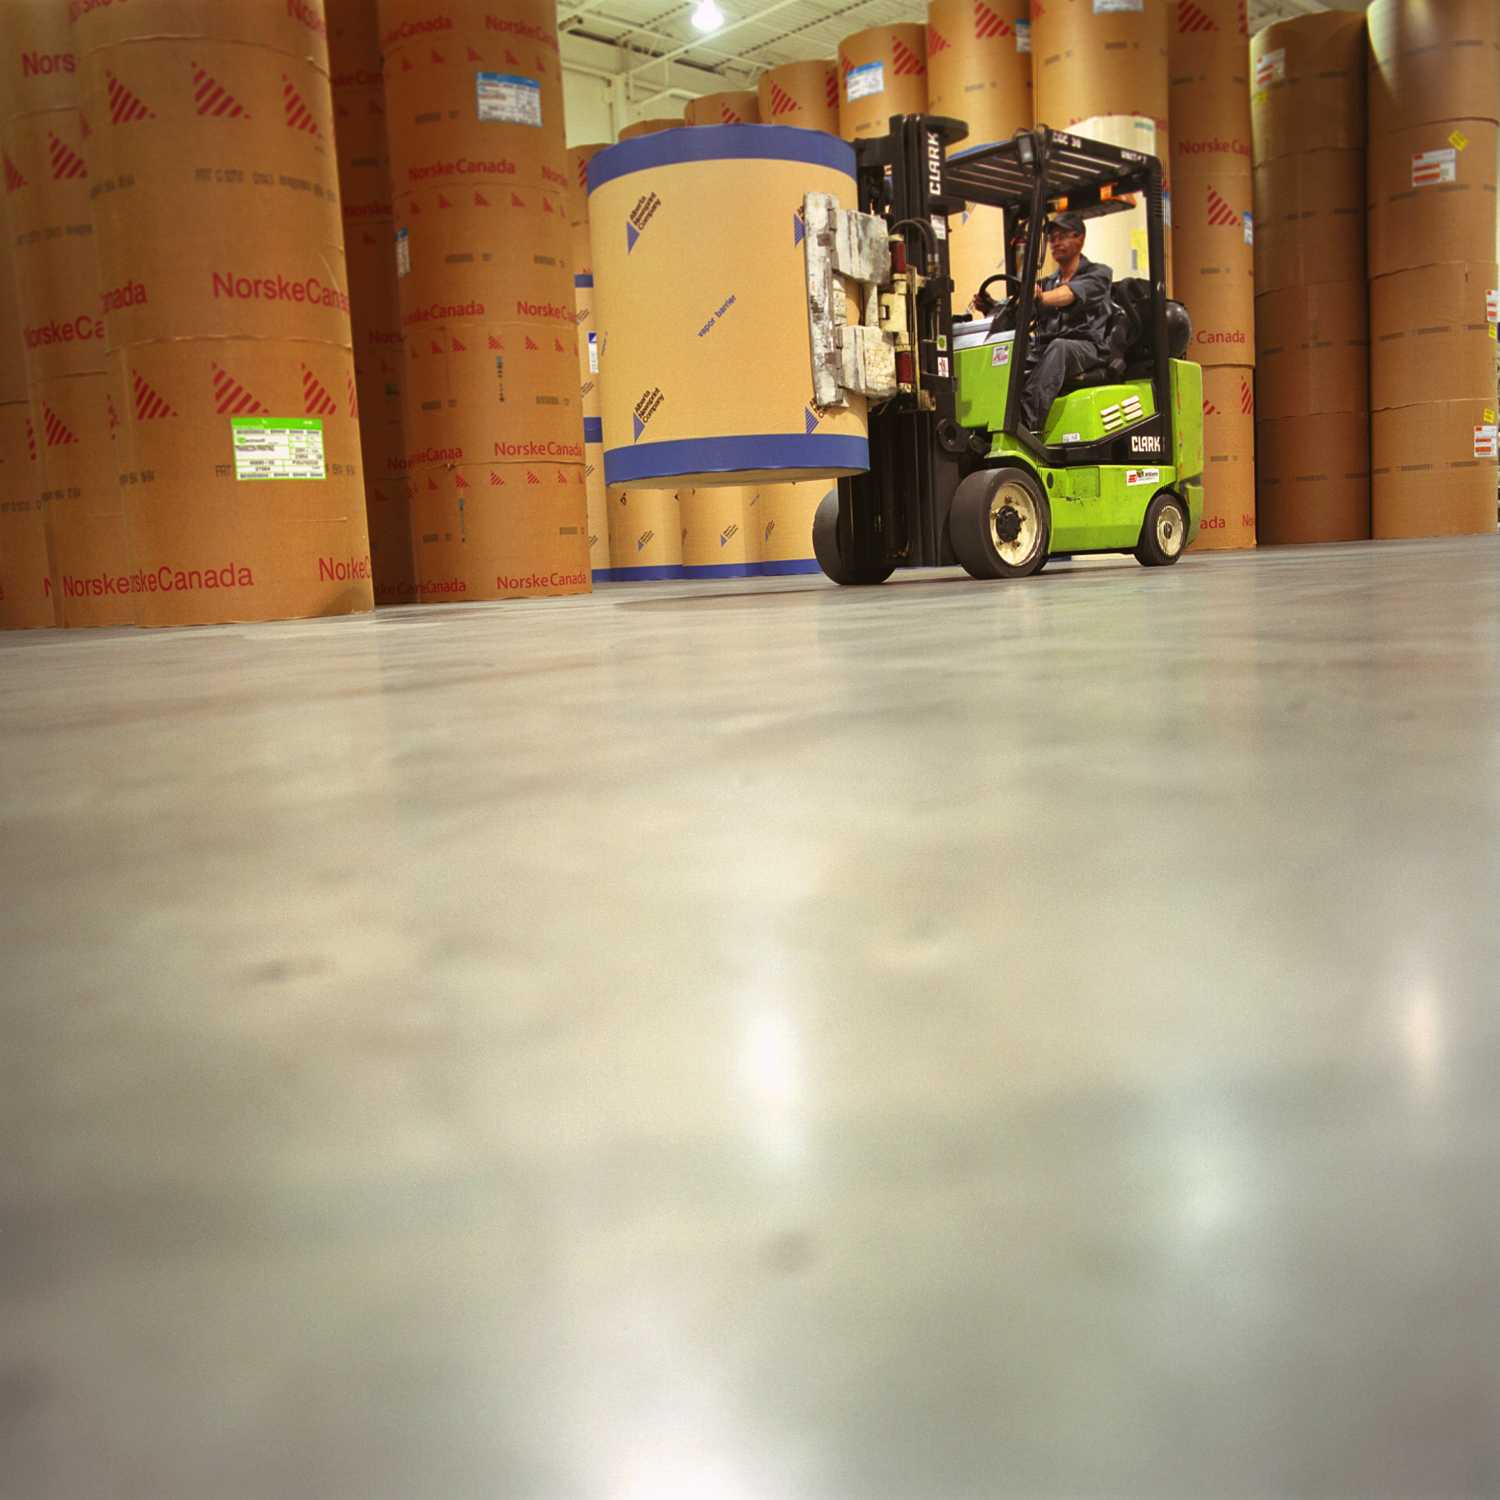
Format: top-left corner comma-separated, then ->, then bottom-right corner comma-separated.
2,536 -> 1500,1499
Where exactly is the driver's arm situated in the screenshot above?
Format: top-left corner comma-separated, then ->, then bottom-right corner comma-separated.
1038,284 -> 1077,308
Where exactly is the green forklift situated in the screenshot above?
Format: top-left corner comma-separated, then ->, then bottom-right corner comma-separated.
805,119 -> 1202,583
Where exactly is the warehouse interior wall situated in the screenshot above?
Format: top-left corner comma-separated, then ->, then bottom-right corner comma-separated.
564,68 -> 615,145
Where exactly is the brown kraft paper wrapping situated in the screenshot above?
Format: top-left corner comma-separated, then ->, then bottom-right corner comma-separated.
758,61 -> 839,135
1252,148 -> 1365,293
1253,280 -> 1368,420
1169,0 -> 1249,181
1366,0 -> 1500,137
1172,167 -> 1254,365
1255,411 -> 1370,545
926,0 -> 1031,149
1192,364 -> 1255,549
683,91 -> 760,127
678,485 -> 759,575
757,478 -> 825,572
1370,261 -> 1500,412
838,25 -> 927,142
0,400 -> 56,626
618,117 -> 681,140
1031,0 -> 1169,134
1366,120 -> 1500,280
605,484 -> 682,579
1372,399 -> 1498,539
1249,12 -> 1366,165
76,0 -> 373,626
379,0 -> 588,601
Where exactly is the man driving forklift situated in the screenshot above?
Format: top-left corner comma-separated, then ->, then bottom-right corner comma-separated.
974,210 -> 1114,438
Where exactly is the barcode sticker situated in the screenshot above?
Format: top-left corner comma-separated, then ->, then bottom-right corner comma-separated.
1474,425 -> 1498,459
1412,147 -> 1457,187
395,228 -> 411,277
1255,48 -> 1285,86
1015,19 -> 1031,53
587,331 -> 598,373
232,418 -> 326,482
476,73 -> 542,126
846,62 -> 884,101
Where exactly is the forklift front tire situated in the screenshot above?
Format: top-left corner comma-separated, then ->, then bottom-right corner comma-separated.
1135,490 -> 1189,568
812,491 -> 894,585
948,466 -> 1051,580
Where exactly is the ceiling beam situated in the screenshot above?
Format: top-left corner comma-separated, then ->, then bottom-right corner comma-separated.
623,0 -> 827,77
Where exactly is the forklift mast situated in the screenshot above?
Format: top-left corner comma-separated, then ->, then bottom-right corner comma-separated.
830,117 -> 1175,575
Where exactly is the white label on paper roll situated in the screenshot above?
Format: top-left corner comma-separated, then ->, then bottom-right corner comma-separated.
1015,19 -> 1031,53
1255,48 -> 1285,86
232,418 -> 326,482
846,62 -> 884,101
1163,190 -> 1172,228
1242,211 -> 1254,245
1411,147 -> 1456,187
1093,0 -> 1143,12
588,331 -> 598,373
1474,425 -> 1498,459
477,72 -> 542,126
395,227 -> 411,278
1485,289 -> 1499,323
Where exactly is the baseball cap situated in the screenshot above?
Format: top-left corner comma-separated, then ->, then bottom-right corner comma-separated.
1044,211 -> 1085,236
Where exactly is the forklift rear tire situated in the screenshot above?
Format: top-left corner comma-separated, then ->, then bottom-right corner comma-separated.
948,466 -> 1051,579
1135,490 -> 1189,567
812,490 -> 894,585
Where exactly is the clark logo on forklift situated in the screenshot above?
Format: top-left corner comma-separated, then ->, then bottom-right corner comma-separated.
1130,433 -> 1163,454
926,131 -> 943,200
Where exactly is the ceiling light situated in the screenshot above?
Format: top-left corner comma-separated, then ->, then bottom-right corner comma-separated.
691,0 -> 725,34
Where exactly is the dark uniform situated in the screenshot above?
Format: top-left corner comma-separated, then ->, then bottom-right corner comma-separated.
1021,252 -> 1114,433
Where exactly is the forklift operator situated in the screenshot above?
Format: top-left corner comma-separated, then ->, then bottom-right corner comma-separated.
990,211 -> 1115,436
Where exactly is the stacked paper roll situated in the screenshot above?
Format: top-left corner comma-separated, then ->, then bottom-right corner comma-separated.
758,61 -> 839,134
74,0 -> 372,627
329,0 -> 413,604
381,0 -> 590,599
684,91 -> 760,126
588,126 -> 868,489
1031,0 -> 1168,135
757,479 -> 826,574
619,117 -> 682,140
604,485 -> 683,581
0,183 -> 52,628
1,0 -> 127,627
1169,0 -> 1252,549
1366,0 -> 1500,538
926,0 -> 1031,149
569,142 -> 610,578
838,24 -> 927,142
1251,10 -> 1370,545
679,485 -> 760,577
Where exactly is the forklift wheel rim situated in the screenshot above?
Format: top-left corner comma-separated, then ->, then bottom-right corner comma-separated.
989,481 -> 1040,567
1155,497 -> 1186,558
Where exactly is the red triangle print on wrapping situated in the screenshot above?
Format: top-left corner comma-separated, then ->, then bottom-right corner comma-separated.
768,81 -> 797,116
429,339 -> 443,354
890,39 -> 924,76
301,365 -> 337,416
1239,378 -> 1254,414
282,74 -> 322,136
212,363 -> 266,414
106,71 -> 154,124
192,62 -> 249,118
3,152 -> 26,192
825,69 -> 839,109
25,416 -> 36,461
1205,184 -> 1239,226
974,2 -> 1012,39
1236,0 -> 1248,34
467,46 -> 483,62
474,189 -> 490,206
346,372 -> 359,420
1177,0 -> 1217,33
526,470 -> 540,485
427,475 -> 438,489
454,472 -> 469,488
524,335 -> 539,351
132,371 -> 177,420
488,335 -> 503,350
438,192 -> 453,208
554,337 -> 565,352
430,48 -> 445,64
107,394 -> 120,433
47,132 -> 87,181
1203,396 -> 1219,415
720,103 -> 742,123
927,26 -> 951,54
504,49 -> 519,65
450,335 -> 466,352
542,196 -> 555,214
488,470 -> 504,485
41,404 -> 77,447
510,192 -> 526,208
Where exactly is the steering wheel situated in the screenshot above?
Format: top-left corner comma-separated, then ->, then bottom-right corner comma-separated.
977,273 -> 1019,302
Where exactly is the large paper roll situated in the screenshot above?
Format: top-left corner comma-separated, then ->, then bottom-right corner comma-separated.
758,61 -> 839,134
1192,365 -> 1256,550
684,91 -> 760,126
1373,400 -> 1498,538
1169,0 -> 1250,182
1032,0 -> 1169,134
837,24 -> 927,142
1367,0 -> 1500,137
926,0 -> 1030,149
1256,412 -> 1370,545
1249,12 -> 1366,165
589,125 -> 868,488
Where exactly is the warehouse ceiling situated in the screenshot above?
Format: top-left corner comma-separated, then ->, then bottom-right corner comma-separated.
557,0 -> 1369,99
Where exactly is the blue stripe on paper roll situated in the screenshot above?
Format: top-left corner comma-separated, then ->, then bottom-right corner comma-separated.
754,558 -> 822,576
583,417 -> 604,443
593,564 -> 686,582
603,433 -> 868,486
680,562 -> 759,579
588,124 -> 856,195
574,274 -> 594,287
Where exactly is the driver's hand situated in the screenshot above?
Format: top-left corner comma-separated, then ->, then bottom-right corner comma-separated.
972,289 -> 997,316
